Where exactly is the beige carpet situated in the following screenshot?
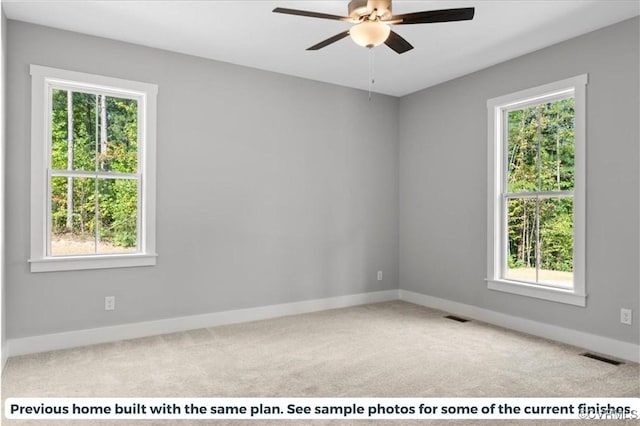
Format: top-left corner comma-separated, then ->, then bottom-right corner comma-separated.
2,300 -> 639,425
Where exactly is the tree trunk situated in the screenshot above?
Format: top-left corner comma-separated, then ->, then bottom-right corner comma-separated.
520,205 -> 527,266
100,95 -> 107,170
556,131 -> 561,190
528,207 -> 536,268
79,187 -> 86,234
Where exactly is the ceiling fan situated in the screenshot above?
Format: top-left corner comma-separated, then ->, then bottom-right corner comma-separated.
273,0 -> 475,54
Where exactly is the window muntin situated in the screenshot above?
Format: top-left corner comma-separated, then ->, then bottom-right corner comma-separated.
486,75 -> 586,306
30,65 -> 157,272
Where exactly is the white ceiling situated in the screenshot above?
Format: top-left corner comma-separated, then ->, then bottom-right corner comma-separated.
3,0 -> 639,96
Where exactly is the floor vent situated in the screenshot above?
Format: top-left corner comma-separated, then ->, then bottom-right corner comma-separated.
581,352 -> 623,366
444,315 -> 469,323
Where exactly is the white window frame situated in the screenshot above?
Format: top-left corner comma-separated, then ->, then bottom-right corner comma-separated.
29,65 -> 158,272
486,75 -> 587,307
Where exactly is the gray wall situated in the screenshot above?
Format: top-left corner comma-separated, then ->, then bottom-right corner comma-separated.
6,21 -> 399,339
399,17 -> 639,343
1,8 -> 7,363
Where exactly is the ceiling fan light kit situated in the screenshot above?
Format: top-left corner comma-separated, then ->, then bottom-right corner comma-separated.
350,20 -> 391,48
273,0 -> 475,54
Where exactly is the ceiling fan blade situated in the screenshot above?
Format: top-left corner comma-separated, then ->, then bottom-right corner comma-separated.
307,31 -> 351,51
273,7 -> 352,22
385,31 -> 413,54
391,7 -> 475,25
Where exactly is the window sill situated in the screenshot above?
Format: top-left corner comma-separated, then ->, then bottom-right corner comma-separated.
29,253 -> 157,272
486,279 -> 586,307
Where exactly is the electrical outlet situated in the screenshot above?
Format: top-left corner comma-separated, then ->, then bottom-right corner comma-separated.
105,296 -> 115,311
377,270 -> 383,281
620,308 -> 632,325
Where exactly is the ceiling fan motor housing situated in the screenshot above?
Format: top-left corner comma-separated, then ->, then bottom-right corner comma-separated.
348,0 -> 392,20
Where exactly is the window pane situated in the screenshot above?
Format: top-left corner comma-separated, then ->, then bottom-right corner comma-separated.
539,197 -> 573,286
505,198 -> 537,282
102,97 -> 138,173
51,176 -> 139,255
50,91 -> 139,173
50,89 -> 69,170
96,178 -> 138,254
507,98 -> 574,193
50,176 -> 97,256
539,98 -> 575,192
71,92 -> 99,171
507,108 -> 538,193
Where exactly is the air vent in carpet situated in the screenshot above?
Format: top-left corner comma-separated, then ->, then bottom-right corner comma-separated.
444,315 -> 469,323
581,352 -> 623,366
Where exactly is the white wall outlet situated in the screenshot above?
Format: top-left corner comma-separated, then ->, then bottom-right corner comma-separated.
620,308 -> 632,325
377,270 -> 383,281
105,296 -> 115,311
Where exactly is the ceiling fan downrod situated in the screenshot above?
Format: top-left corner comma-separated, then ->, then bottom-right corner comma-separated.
348,0 -> 392,21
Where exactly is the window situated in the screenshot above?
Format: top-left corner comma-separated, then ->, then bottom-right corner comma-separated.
30,65 -> 158,272
486,75 -> 586,306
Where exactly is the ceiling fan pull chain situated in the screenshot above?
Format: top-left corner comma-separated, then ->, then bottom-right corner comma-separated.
368,47 -> 375,101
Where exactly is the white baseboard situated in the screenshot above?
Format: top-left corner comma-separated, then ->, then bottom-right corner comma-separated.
399,289 -> 640,363
7,288 -> 638,364
7,289 -> 399,357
